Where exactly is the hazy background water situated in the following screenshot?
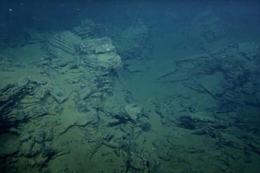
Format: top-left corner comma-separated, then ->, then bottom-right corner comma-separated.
1,1 -> 260,45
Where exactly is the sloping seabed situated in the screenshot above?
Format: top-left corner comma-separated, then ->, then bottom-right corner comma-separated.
1,1 -> 260,173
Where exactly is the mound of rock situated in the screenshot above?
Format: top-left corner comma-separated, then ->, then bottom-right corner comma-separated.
79,37 -> 121,70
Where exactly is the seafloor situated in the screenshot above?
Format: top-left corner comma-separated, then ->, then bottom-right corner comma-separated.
1,2 -> 260,173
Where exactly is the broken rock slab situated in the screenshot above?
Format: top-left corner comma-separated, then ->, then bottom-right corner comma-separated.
47,31 -> 81,59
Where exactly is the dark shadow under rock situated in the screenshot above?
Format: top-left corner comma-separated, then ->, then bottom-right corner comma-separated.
177,116 -> 197,129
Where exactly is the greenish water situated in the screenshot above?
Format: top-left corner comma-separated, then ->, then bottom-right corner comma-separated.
1,1 -> 260,173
